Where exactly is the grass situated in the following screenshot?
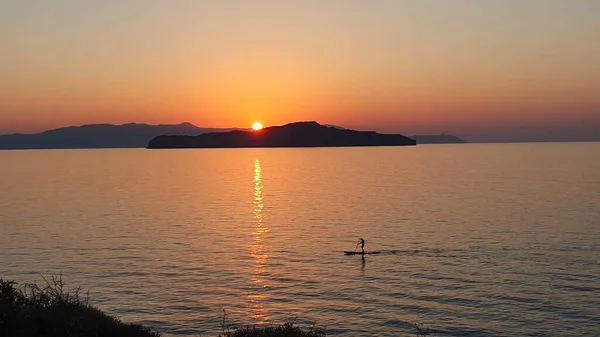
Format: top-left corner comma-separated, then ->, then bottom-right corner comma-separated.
1,277 -> 430,336
218,310 -> 325,337
415,323 -> 431,337
220,322 -> 325,337
0,276 -> 160,337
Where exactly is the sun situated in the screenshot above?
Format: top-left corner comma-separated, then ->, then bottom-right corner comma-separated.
252,122 -> 263,131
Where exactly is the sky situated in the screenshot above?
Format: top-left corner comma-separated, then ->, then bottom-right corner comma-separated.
1,0 -> 599,142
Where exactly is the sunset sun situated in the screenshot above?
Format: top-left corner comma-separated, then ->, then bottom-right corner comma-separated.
252,122 -> 263,131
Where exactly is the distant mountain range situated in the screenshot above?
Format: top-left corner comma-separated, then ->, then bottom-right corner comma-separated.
409,134 -> 467,144
148,121 -> 416,148
0,122 -> 466,149
0,123 -> 242,149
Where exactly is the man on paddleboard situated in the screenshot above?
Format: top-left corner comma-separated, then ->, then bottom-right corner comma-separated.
358,238 -> 365,254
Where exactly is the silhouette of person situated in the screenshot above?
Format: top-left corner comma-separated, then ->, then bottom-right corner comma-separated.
358,238 -> 365,254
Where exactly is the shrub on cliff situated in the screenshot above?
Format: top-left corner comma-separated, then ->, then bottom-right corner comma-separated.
0,277 -> 160,337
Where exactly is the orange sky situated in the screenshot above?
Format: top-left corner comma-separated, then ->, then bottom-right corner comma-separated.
1,1 -> 599,141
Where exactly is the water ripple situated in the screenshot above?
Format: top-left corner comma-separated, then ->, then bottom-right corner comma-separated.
2,145 -> 600,336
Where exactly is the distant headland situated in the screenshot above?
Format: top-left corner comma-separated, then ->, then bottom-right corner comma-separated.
147,121 -> 416,149
0,123 -> 241,149
410,134 -> 467,144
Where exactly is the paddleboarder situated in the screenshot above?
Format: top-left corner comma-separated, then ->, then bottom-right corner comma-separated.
358,238 -> 365,254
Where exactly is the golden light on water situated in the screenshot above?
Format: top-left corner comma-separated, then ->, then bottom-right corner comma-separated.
248,158 -> 269,322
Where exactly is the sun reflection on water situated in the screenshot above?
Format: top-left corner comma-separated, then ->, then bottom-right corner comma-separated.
248,158 -> 269,323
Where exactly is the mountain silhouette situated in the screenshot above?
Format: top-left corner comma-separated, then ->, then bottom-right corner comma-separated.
410,134 -> 467,144
148,121 -> 416,148
0,123 -> 241,149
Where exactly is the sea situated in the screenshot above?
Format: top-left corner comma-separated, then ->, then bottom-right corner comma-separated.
1,143 -> 599,336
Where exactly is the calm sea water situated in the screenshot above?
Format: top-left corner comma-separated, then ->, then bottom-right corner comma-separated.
1,143 -> 599,336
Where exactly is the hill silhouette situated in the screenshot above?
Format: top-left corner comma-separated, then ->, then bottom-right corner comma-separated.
0,123 -> 241,149
410,134 -> 467,144
147,121 -> 416,148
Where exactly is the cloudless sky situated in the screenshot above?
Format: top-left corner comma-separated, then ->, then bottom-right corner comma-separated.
1,0 -> 599,141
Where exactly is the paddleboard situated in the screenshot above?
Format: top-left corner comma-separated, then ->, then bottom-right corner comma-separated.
344,251 -> 381,255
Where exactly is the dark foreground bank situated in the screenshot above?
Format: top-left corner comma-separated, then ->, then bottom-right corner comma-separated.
0,278 -> 161,337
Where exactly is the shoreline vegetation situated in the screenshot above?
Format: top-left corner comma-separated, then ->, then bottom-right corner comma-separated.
0,277 -> 430,337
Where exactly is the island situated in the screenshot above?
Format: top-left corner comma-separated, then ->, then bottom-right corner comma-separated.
147,121 -> 417,148
409,134 -> 467,144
